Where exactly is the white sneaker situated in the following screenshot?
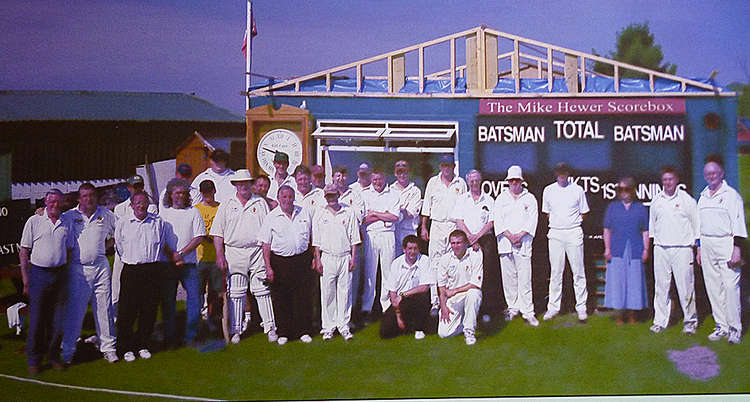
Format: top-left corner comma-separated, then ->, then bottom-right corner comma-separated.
340,328 -> 354,340
123,351 -> 135,362
708,327 -> 728,341
542,310 -> 558,321
322,331 -> 334,341
524,315 -> 539,327
267,329 -> 279,343
277,337 -> 288,345
728,328 -> 741,345
577,311 -> 588,322
138,349 -> 151,359
650,324 -> 664,334
682,322 -> 697,335
464,331 -> 476,345
414,330 -> 425,340
103,351 -> 119,363
505,310 -> 518,322
230,333 -> 241,344
84,335 -> 99,345
299,334 -> 312,343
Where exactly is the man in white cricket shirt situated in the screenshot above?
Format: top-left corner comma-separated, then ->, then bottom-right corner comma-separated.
649,166 -> 699,335
391,160 -> 422,257
542,162 -> 590,322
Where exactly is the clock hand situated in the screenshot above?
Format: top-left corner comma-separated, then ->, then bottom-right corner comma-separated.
263,147 -> 276,154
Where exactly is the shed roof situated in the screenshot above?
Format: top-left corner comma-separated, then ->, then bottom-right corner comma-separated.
0,90 -> 244,122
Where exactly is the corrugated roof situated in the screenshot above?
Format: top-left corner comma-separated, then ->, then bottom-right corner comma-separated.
0,90 -> 244,122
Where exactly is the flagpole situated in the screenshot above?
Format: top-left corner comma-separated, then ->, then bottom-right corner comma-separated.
245,1 -> 253,111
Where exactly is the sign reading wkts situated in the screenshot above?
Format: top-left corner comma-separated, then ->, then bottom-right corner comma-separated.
479,98 -> 686,115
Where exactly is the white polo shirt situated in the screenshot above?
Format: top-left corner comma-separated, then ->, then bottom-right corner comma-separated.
697,180 -> 747,238
312,205 -> 361,255
361,186 -> 400,233
259,205 -> 312,256
210,194 -> 269,249
493,189 -> 539,256
452,191 -> 494,234
115,212 -> 166,265
391,181 -> 422,233
649,189 -> 699,247
159,206 -> 206,264
339,187 -> 365,223
296,187 -> 326,215
422,173 -> 467,222
20,209 -> 72,268
350,181 -> 371,195
386,254 -> 435,293
542,182 -> 589,230
191,168 -> 236,204
268,173 -> 297,201
114,198 -> 158,219
437,248 -> 483,290
64,206 -> 117,265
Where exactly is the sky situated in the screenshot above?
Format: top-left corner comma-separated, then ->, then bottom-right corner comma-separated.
1,0 -> 749,116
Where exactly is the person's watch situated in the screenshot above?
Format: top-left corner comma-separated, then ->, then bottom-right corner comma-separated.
399,291 -> 406,298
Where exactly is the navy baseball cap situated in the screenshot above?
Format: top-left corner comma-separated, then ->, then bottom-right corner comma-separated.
176,163 -> 192,177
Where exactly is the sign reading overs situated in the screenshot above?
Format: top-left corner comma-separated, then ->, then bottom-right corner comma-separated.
475,98 -> 691,244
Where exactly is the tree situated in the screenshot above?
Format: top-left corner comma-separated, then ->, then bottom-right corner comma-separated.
593,22 -> 677,78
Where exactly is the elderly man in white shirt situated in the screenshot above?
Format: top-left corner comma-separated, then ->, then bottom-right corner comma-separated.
380,235 -> 435,339
20,189 -> 73,374
260,185 -> 314,345
114,191 -> 171,362
159,178 -> 206,348
391,160 -> 422,257
360,168 -> 400,320
697,155 -> 747,344
437,230 -> 483,345
649,166 -> 699,335
542,162 -> 590,322
61,183 -> 119,365
452,169 -> 502,321
294,165 -> 326,213
493,166 -> 539,327
111,175 -> 158,312
211,169 -> 277,344
191,149 -> 236,203
421,154 -> 467,307
312,184 -> 362,340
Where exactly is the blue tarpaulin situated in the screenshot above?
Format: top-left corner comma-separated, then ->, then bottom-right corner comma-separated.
493,78 -> 568,93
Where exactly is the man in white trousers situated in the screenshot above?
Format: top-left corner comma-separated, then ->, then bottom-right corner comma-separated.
437,230 -> 483,345
697,155 -> 746,344
211,169 -> 277,344
421,154 -> 467,307
649,166 -> 699,335
61,183 -> 119,365
542,162 -> 590,322
360,168 -> 400,318
493,166 -> 539,326
312,184 -> 361,340
391,160 -> 422,257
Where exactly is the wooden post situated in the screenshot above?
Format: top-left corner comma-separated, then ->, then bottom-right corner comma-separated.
390,54 -> 405,93
450,38 -> 456,93
513,39 -> 520,93
564,53 -> 579,94
466,35 -> 478,91
485,33 -> 498,91
547,47 -> 553,92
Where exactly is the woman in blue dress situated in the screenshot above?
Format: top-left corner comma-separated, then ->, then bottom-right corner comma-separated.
603,177 -> 650,324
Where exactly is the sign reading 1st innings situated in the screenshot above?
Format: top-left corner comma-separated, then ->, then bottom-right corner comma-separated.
475,97 -> 690,241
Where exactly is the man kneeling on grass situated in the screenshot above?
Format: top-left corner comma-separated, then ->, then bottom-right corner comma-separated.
380,235 -> 436,340
437,230 -> 483,345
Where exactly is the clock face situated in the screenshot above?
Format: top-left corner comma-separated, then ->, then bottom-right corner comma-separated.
256,128 -> 303,175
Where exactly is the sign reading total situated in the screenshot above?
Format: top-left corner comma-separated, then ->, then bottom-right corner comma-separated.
479,98 -> 686,115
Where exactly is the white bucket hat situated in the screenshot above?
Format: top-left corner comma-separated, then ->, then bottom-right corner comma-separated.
506,165 -> 523,181
230,169 -> 254,183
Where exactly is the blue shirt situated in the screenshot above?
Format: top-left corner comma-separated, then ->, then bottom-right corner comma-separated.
604,201 -> 648,258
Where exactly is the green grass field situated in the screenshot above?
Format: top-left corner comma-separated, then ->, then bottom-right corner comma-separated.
1,304 -> 749,400
1,158 -> 748,400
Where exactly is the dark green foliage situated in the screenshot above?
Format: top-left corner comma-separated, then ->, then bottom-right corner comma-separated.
593,22 -> 677,78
